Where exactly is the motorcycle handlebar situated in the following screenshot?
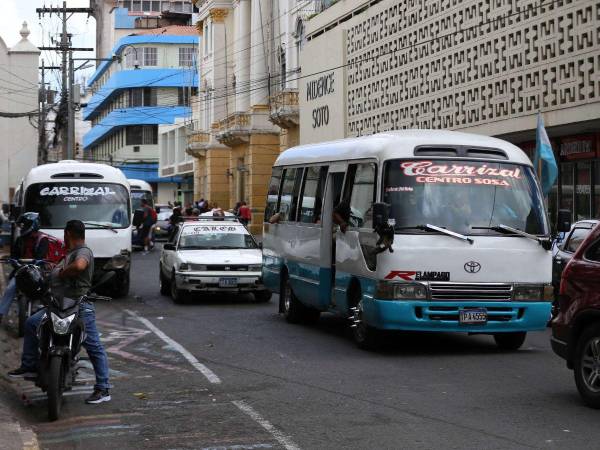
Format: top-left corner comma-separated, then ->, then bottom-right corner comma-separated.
85,294 -> 111,302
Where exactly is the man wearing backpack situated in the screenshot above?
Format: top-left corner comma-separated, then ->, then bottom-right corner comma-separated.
140,198 -> 156,254
0,213 -> 65,322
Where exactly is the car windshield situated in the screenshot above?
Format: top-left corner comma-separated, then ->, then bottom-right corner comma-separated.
25,182 -> 131,229
131,190 -> 154,211
157,211 -> 172,221
178,225 -> 258,249
383,159 -> 548,236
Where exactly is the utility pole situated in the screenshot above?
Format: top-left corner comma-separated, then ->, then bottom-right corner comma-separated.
38,62 -> 61,164
68,50 -> 75,160
38,60 -> 46,165
37,2 -> 94,161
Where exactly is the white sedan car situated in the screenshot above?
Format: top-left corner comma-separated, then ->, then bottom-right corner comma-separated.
159,218 -> 271,303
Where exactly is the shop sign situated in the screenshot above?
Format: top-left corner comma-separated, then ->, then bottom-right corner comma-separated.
559,135 -> 596,161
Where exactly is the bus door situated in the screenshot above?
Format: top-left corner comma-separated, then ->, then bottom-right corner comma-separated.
320,165 -> 346,308
332,162 -> 378,314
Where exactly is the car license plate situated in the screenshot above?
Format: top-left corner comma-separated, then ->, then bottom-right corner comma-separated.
219,278 -> 238,288
459,308 -> 487,325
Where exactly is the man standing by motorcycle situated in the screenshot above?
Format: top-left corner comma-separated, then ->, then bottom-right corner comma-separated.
8,220 -> 111,405
0,213 -> 51,322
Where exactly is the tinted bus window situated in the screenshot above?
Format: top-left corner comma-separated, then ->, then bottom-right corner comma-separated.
279,168 -> 301,222
299,166 -> 328,224
264,167 -> 283,222
25,182 -> 130,229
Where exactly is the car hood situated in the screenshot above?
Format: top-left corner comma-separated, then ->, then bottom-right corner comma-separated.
177,248 -> 262,265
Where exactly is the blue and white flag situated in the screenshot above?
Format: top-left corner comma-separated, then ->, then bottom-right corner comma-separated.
533,113 -> 558,196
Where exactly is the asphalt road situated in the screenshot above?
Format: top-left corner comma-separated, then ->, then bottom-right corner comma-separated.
2,247 -> 600,449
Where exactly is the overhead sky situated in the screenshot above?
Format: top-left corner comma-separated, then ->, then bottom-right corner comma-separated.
1,0 -> 97,87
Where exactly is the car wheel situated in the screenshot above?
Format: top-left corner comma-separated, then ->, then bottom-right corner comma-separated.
159,264 -> 170,296
254,291 -> 272,303
574,323 -> 600,409
493,332 -> 527,351
170,273 -> 185,304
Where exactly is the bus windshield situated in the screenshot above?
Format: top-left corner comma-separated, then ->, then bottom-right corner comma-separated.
383,160 -> 548,236
131,190 -> 154,211
24,182 -> 131,229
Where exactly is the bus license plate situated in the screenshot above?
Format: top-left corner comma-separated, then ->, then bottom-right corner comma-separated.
219,278 -> 238,288
459,308 -> 487,325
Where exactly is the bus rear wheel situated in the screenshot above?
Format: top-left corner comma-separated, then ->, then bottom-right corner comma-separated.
281,277 -> 319,324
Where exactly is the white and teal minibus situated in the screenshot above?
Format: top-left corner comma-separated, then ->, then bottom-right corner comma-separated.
262,130 -> 554,349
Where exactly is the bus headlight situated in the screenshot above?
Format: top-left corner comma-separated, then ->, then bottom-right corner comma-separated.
513,284 -> 553,301
179,263 -> 190,271
376,281 -> 428,300
248,265 -> 262,272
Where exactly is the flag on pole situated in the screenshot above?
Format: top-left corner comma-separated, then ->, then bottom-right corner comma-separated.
533,113 -> 558,196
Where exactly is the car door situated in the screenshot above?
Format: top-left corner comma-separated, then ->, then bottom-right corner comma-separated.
581,237 -> 600,309
161,225 -> 180,276
553,226 -> 592,289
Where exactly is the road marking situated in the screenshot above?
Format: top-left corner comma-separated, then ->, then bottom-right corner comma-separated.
232,400 -> 300,450
124,309 -> 221,384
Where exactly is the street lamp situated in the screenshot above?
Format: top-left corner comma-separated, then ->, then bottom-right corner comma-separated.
117,45 -> 141,70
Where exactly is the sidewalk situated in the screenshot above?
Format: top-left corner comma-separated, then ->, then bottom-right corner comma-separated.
0,248 -> 39,450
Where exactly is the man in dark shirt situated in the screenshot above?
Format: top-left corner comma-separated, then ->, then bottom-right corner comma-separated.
8,220 -> 111,404
0,213 -> 49,321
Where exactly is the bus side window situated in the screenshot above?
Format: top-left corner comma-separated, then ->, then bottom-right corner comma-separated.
299,165 -> 328,224
346,163 -> 377,229
279,168 -> 302,222
264,167 -> 283,222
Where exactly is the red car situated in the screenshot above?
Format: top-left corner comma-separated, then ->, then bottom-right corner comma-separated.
552,222 -> 600,408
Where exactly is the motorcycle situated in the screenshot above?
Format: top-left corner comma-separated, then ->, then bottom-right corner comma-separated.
0,259 -> 46,337
12,261 -> 114,421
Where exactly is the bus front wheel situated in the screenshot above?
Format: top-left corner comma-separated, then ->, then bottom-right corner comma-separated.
493,332 -> 526,351
350,298 -> 379,350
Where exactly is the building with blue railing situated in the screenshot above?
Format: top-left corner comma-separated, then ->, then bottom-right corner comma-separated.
83,26 -> 198,203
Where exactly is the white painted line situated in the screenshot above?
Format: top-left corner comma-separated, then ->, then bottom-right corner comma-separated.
124,309 -> 221,384
232,400 -> 300,450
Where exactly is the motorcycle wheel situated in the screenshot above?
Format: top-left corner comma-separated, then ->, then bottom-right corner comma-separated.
47,356 -> 64,421
17,296 -> 28,338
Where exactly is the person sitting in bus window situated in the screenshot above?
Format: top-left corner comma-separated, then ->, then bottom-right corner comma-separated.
333,201 -> 351,233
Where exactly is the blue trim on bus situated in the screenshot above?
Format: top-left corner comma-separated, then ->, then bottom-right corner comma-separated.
264,257 -> 550,332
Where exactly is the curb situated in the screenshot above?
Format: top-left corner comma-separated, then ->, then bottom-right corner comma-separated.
0,252 -> 40,450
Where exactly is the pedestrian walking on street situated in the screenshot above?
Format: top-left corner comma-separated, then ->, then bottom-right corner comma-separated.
8,220 -> 111,404
238,201 -> 251,227
140,198 -> 156,254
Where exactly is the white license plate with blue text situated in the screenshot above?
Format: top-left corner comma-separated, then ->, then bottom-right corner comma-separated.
219,278 -> 238,288
459,308 -> 488,325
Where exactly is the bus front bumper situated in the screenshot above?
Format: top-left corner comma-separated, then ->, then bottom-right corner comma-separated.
362,299 -> 551,333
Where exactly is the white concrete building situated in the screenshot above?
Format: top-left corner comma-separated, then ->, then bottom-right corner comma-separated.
159,118 -> 195,205
0,23 -> 40,205
186,0 -> 314,232
300,0 -> 600,223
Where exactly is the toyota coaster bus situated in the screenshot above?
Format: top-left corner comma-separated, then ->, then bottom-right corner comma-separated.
16,161 -> 132,296
128,179 -> 154,212
262,130 -> 553,349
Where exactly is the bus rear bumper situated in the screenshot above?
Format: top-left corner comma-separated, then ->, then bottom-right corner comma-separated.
362,299 -> 551,333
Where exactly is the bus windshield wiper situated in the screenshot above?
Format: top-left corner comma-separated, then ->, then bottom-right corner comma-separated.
473,224 -> 550,248
83,221 -> 118,233
395,223 -> 473,244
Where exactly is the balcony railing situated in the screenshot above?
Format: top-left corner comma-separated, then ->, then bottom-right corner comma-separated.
269,89 -> 299,129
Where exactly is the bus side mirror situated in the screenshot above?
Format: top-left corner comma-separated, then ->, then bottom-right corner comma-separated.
372,202 -> 390,230
9,204 -> 21,221
556,209 -> 571,233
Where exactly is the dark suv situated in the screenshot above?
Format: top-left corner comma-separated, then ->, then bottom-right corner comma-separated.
552,220 -> 599,292
551,221 -> 600,408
